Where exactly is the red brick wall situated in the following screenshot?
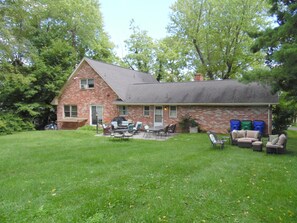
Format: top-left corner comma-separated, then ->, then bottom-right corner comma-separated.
124,105 -> 271,135
56,61 -> 119,129
177,105 -> 271,134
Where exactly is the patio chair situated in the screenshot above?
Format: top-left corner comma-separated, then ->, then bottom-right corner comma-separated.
207,131 -> 224,149
112,131 -> 133,140
111,121 -> 118,129
168,124 -> 176,134
112,132 -> 124,139
102,124 -> 111,135
143,125 -> 152,138
127,123 -> 135,133
123,132 -> 133,139
266,134 -> 287,154
133,121 -> 142,134
158,125 -> 170,138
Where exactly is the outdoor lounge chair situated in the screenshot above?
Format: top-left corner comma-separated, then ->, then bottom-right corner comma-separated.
112,131 -> 133,140
207,131 -> 225,149
266,134 -> 287,154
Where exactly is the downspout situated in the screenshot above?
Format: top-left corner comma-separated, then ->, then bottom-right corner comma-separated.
268,104 -> 271,135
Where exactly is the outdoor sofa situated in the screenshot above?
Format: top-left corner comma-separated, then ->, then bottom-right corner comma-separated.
230,130 -> 261,148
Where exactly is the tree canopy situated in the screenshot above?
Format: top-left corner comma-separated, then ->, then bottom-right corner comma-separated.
123,20 -> 154,73
0,0 -> 116,130
241,0 -> 297,131
244,0 -> 297,99
168,0 -> 270,80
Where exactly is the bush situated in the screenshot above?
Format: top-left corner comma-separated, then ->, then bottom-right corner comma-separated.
77,125 -> 98,131
272,105 -> 294,135
179,114 -> 199,133
0,113 -> 35,135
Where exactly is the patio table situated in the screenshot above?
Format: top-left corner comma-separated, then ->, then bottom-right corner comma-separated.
145,126 -> 164,138
113,128 -> 129,134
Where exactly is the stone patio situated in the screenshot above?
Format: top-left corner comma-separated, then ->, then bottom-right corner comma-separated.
96,131 -> 176,141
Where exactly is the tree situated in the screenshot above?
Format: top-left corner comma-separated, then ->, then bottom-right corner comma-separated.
123,22 -> 193,82
0,0 -> 116,130
244,0 -> 297,100
242,0 -> 297,132
271,94 -> 296,134
168,0 -> 270,80
123,20 -> 155,73
154,36 -> 192,82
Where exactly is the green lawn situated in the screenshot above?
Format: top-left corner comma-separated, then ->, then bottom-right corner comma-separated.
0,130 -> 296,222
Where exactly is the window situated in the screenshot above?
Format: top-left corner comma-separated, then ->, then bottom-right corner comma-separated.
80,79 -> 94,89
143,106 -> 150,116
169,106 -> 177,118
119,106 -> 128,116
64,105 -> 77,118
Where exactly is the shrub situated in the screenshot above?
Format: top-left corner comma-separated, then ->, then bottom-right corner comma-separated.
0,113 -> 35,135
272,104 -> 294,134
179,114 -> 199,132
77,125 -> 98,131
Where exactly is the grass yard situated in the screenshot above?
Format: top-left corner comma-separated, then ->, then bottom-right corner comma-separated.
0,130 -> 297,222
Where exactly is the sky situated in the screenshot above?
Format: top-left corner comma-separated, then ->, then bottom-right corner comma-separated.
100,0 -> 176,57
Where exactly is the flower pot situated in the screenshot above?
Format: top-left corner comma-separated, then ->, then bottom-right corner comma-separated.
189,126 -> 198,133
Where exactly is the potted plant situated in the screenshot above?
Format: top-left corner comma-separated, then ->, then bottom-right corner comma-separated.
189,119 -> 199,133
179,114 -> 199,133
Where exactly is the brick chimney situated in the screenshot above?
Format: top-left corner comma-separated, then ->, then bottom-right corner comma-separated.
194,73 -> 204,81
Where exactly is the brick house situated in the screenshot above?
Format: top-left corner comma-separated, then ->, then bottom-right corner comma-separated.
52,58 -> 278,134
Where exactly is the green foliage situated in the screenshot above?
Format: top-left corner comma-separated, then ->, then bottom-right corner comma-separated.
0,113 -> 35,135
244,0 -> 297,99
0,0 -> 116,130
123,24 -> 193,82
272,94 -> 296,134
0,131 -> 297,222
272,105 -> 293,134
178,113 -> 199,132
123,20 -> 155,73
77,125 -> 98,131
168,0 -> 270,80
154,36 -> 193,82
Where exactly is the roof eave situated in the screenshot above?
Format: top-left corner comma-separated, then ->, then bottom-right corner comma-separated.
113,102 -> 279,106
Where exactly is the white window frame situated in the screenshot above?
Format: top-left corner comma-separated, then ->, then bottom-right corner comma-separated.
64,105 -> 77,118
80,79 -> 94,89
143,106 -> 150,116
119,105 -> 128,116
169,106 -> 177,118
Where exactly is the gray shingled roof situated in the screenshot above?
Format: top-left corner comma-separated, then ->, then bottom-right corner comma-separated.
53,58 -> 278,106
86,58 -> 278,105
85,58 -> 158,100
118,80 -> 278,105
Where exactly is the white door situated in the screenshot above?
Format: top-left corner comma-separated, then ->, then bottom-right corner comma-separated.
90,105 -> 103,125
154,106 -> 163,127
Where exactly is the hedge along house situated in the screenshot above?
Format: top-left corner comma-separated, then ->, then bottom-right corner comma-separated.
52,58 -> 278,134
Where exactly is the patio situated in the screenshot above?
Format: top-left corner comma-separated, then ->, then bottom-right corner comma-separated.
97,131 -> 177,141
